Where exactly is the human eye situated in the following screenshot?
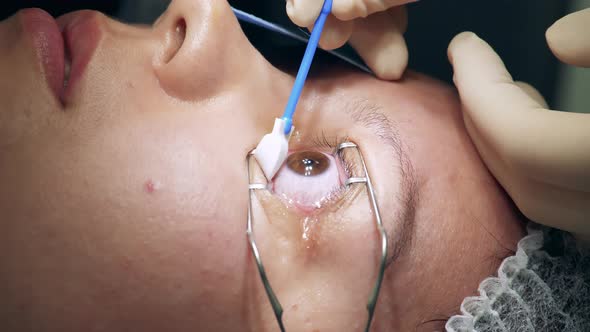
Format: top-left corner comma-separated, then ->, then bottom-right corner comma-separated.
270,134 -> 357,212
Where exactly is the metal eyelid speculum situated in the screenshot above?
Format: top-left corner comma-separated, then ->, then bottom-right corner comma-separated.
246,142 -> 388,332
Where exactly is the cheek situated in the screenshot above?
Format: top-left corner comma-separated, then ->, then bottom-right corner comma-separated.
110,139 -> 250,293
0,124 -> 251,328
107,138 -> 252,326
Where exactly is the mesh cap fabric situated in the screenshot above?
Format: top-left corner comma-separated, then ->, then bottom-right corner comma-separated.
446,224 -> 590,332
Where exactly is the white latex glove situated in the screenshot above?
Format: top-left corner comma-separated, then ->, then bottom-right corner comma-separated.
286,0 -> 416,80
447,8 -> 590,241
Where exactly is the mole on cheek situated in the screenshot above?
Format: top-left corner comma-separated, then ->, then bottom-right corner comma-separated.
144,179 -> 162,194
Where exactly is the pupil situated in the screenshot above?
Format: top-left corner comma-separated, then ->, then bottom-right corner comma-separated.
286,151 -> 329,177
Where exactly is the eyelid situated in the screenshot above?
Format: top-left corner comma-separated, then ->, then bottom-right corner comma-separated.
308,131 -> 349,152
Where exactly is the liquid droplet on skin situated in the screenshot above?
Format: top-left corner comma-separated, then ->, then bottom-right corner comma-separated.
302,216 -> 319,250
302,217 -> 311,242
293,130 -> 302,143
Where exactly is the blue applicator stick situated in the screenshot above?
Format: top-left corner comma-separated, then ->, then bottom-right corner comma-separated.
253,0 -> 333,180
282,0 -> 333,134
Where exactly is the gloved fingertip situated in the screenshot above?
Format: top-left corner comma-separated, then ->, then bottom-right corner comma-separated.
347,10 -> 408,80
286,0 -> 322,27
370,40 -> 409,80
318,36 -> 348,51
332,0 -> 366,21
545,9 -> 586,46
373,62 -> 406,80
545,19 -> 567,60
545,10 -> 590,67
318,18 -> 354,50
286,0 -> 295,17
448,31 -> 480,63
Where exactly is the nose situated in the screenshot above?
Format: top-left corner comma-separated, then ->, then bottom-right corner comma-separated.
153,0 -> 270,101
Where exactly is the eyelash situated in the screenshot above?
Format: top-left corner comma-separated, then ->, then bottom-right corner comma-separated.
305,131 -> 356,206
309,131 -> 353,179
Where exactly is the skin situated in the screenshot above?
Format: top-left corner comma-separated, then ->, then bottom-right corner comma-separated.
0,0 -> 524,331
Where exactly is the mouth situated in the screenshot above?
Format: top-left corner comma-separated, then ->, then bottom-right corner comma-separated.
18,8 -> 101,105
57,10 -> 102,104
64,42 -> 72,91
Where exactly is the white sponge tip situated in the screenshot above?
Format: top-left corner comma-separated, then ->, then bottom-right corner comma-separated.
253,118 -> 291,180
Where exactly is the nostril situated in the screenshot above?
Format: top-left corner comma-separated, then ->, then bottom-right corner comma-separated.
154,0 -> 268,101
162,17 -> 186,64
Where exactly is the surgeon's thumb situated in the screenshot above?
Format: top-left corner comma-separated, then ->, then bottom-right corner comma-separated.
447,32 -> 546,153
546,8 -> 590,67
447,31 -> 590,190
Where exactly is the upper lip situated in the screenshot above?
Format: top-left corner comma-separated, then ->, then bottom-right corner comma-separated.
17,8 -> 102,105
56,10 -> 102,104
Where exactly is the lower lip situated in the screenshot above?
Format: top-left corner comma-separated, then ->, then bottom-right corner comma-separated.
18,9 -> 102,105
57,11 -> 102,103
18,8 -> 65,104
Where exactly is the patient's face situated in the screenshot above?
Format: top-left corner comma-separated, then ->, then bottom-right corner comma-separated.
0,1 -> 524,331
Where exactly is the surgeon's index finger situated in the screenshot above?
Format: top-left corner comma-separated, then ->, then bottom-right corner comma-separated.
546,8 -> 590,67
286,0 -> 324,27
331,0 -> 417,20
349,6 -> 408,80
315,15 -> 354,50
287,0 -> 418,25
448,32 -> 590,190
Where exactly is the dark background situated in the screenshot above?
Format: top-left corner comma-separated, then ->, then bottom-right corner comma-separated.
0,0 -> 120,20
0,0 -> 569,106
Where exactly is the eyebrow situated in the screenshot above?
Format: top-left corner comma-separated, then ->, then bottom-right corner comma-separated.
343,99 -> 418,265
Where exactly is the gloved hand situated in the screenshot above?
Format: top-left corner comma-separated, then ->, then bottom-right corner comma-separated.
447,9 -> 590,241
286,0 -> 416,80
